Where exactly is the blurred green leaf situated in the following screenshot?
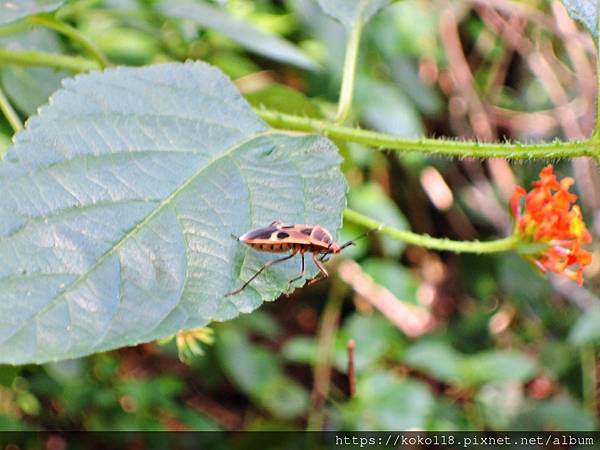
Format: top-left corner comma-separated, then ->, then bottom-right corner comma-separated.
16,390 -> 40,416
337,221 -> 370,260
337,313 -> 405,373
44,359 -> 84,382
283,313 -> 406,374
569,308 -> 600,346
245,84 -> 323,118
0,120 -> 11,158
341,372 -> 434,430
0,62 -> 346,364
289,0 -> 345,75
234,311 -> 281,340
217,327 -> 284,396
561,0 -> 597,40
361,258 -> 418,304
427,399 -> 468,431
210,51 -> 261,79
216,326 -> 309,419
0,366 -> 19,387
315,0 -> 390,31
370,0 -> 439,60
498,254 -> 551,305
160,1 -> 318,70
541,342 -> 575,377
348,182 -> 408,257
512,396 -> 597,431
404,341 -> 464,385
281,336 -> 317,365
355,77 -> 424,138
0,0 -> 63,25
476,382 -> 523,430
0,415 -> 31,431
463,350 -> 538,386
388,59 -> 443,116
176,409 -> 220,431
405,342 -> 538,388
0,29 -> 67,115
85,25 -> 159,66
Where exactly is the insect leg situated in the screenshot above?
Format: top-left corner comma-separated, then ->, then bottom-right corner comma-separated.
286,250 -> 306,291
307,252 -> 329,286
225,250 -> 298,297
319,252 -> 332,262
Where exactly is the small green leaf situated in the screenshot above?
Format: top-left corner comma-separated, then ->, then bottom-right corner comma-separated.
281,336 -> 317,365
0,0 -> 64,25
569,308 -> 600,345
476,382 -> 524,430
513,396 -> 597,431
337,313 -> 405,373
160,1 -> 318,70
347,182 -> 408,257
561,0 -> 598,40
355,77 -> 424,137
361,258 -> 418,304
341,372 -> 434,430
245,84 -> 323,118
0,62 -> 346,364
463,350 -> 538,386
404,341 -> 464,385
315,0 -> 390,31
216,327 -> 309,419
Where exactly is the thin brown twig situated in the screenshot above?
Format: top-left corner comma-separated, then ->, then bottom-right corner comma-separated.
440,5 -> 496,140
337,260 -> 436,337
307,277 -> 347,431
347,339 -> 356,398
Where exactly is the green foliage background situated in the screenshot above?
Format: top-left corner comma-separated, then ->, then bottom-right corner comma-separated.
0,0 -> 598,433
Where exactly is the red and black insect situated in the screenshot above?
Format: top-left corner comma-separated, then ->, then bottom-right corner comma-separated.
225,220 -> 372,297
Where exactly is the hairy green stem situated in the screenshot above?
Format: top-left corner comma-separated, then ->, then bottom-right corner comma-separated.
334,6 -> 366,123
0,86 -> 22,133
344,208 -> 520,253
257,109 -> 596,159
28,15 -> 110,68
0,48 -> 99,72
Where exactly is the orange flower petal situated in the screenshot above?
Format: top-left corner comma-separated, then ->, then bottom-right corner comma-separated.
511,165 -> 592,285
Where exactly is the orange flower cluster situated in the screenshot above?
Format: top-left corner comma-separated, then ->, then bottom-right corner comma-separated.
511,165 -> 592,285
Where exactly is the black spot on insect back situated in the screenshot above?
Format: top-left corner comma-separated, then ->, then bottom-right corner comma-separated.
276,231 -> 290,239
243,226 -> 278,240
301,228 -> 312,235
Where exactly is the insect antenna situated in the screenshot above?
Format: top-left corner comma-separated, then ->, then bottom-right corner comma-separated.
337,224 -> 383,251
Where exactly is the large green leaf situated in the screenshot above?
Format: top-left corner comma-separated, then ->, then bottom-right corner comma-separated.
0,62 -> 346,364
315,0 -> 390,31
0,0 -> 64,25
561,0 -> 598,40
159,1 -> 317,70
